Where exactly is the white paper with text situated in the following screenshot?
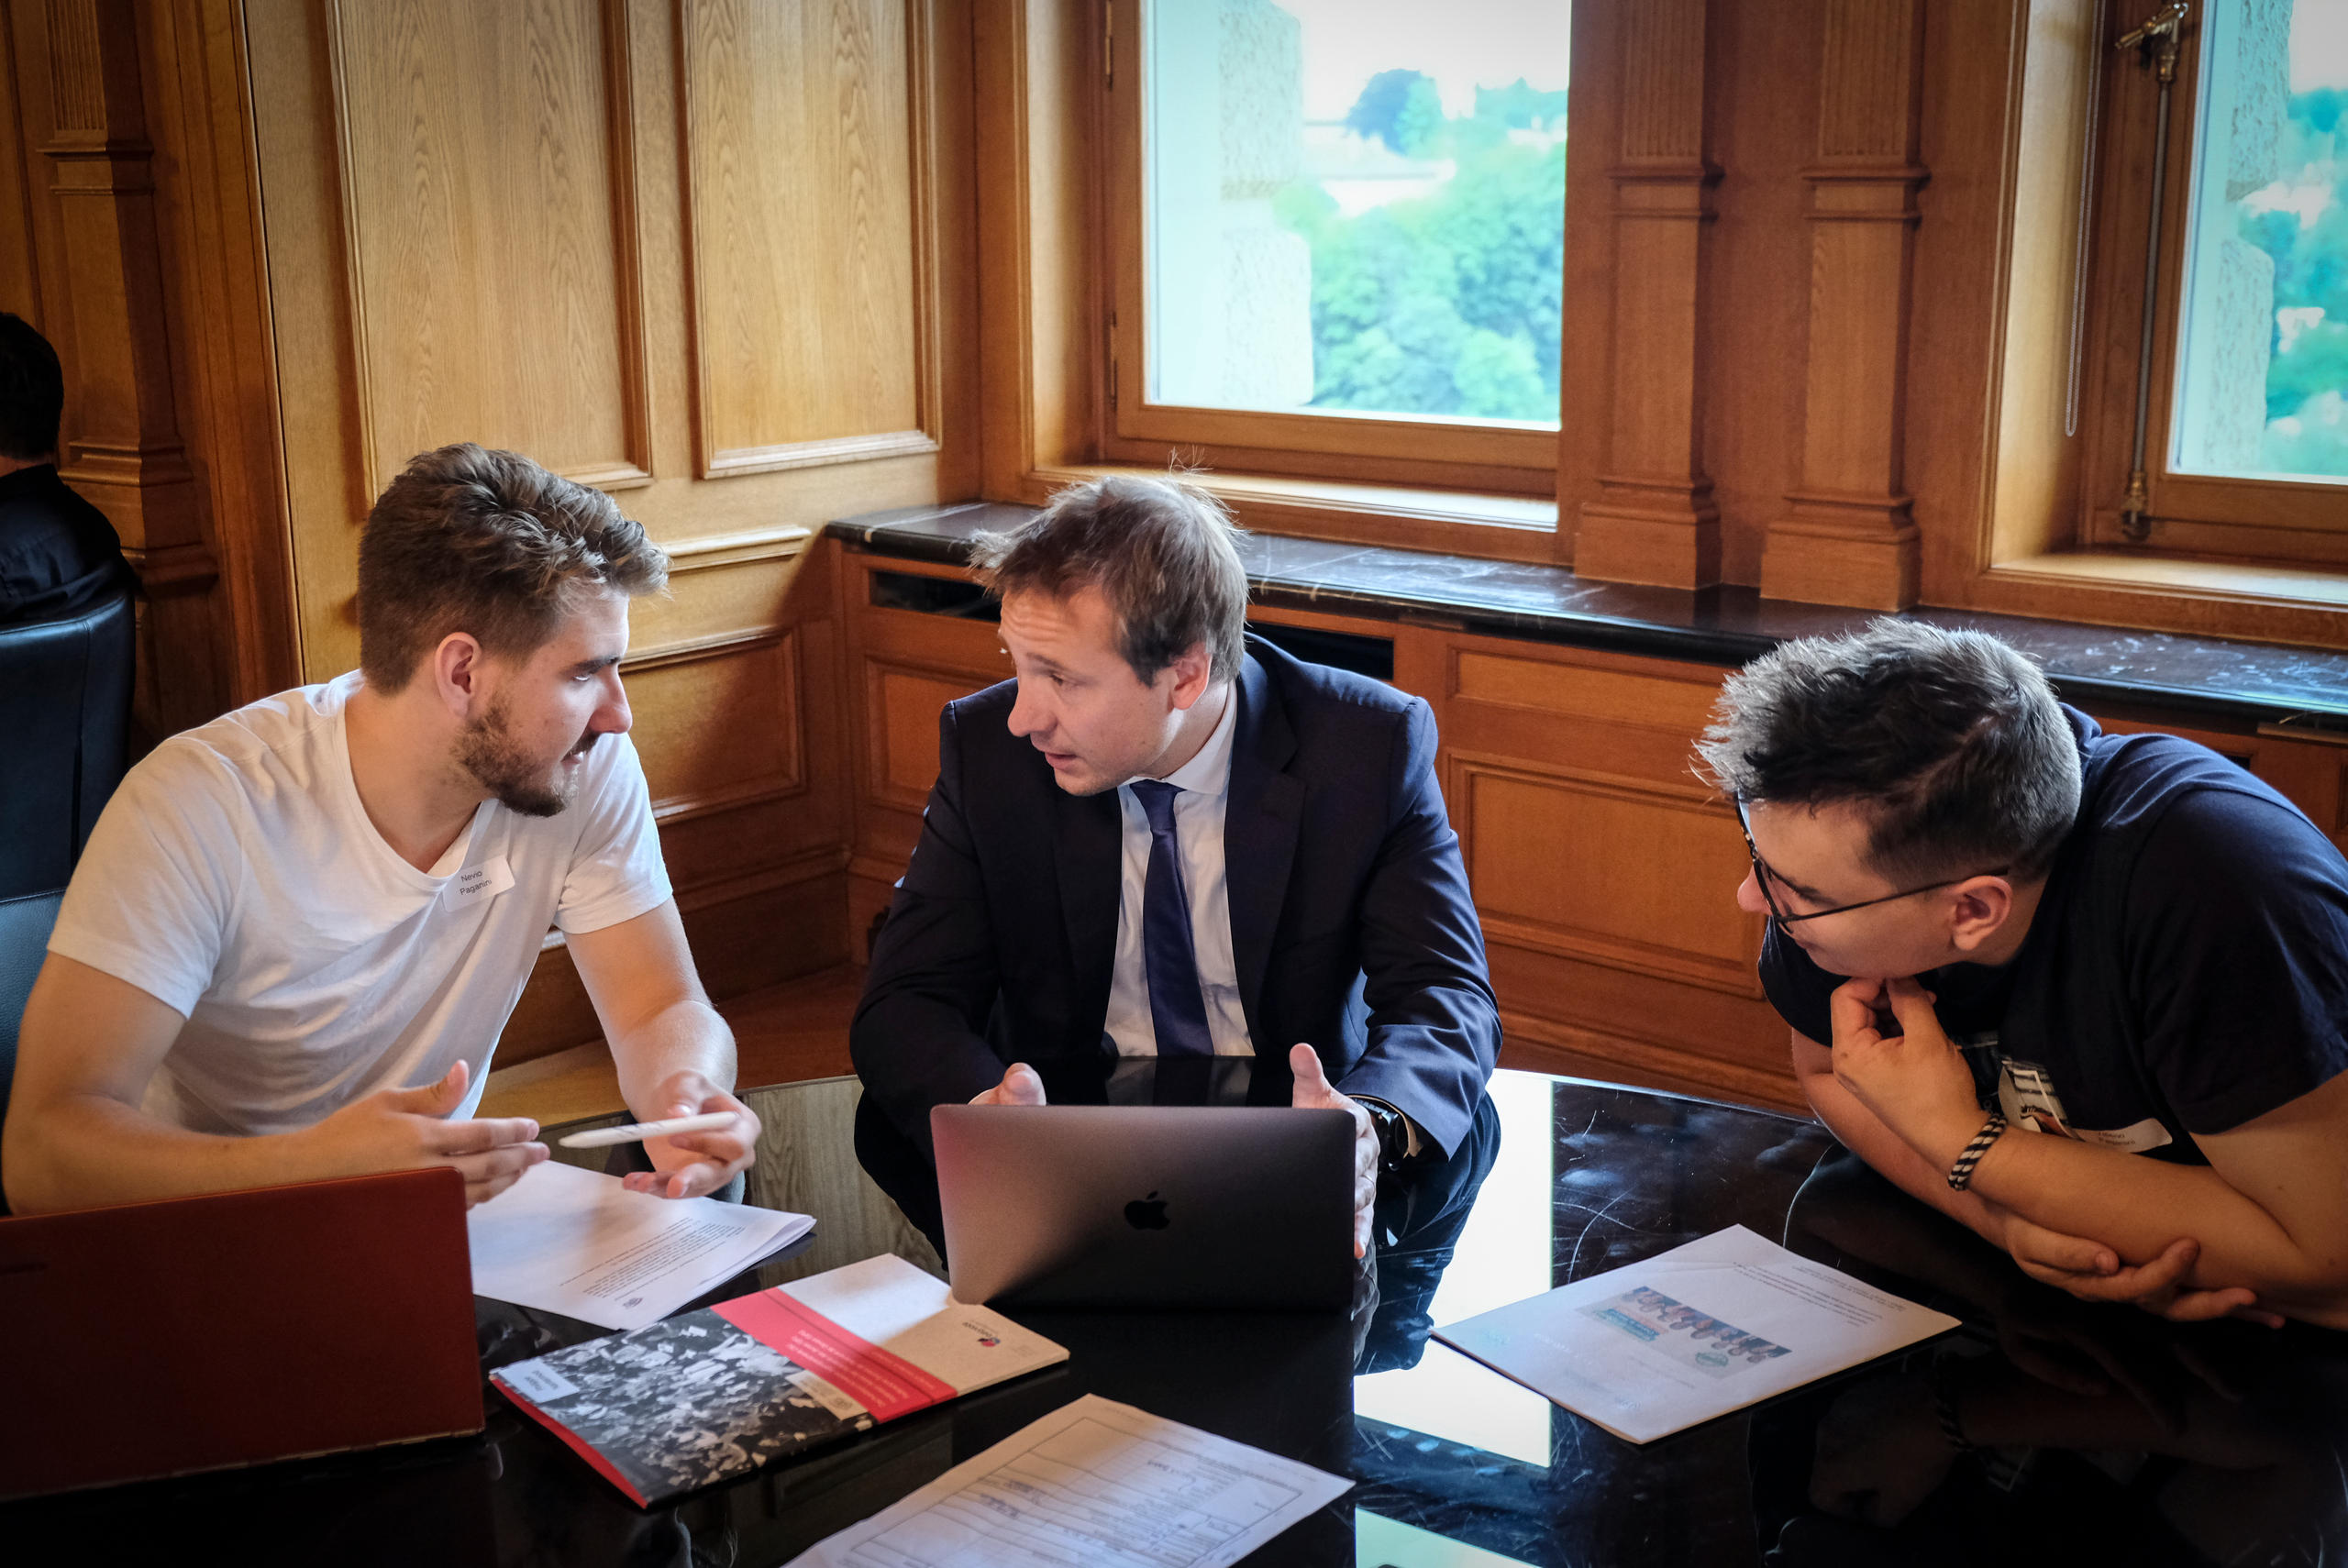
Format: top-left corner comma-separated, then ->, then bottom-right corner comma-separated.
784,1394 -> 1351,1568
468,1157 -> 814,1331
1434,1224 -> 1958,1444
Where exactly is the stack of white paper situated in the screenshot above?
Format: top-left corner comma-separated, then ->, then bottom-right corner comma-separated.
468,1157 -> 814,1331
1434,1224 -> 1959,1444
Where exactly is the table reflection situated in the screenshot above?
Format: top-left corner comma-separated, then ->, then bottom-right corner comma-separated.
1752,1147 -> 2348,1567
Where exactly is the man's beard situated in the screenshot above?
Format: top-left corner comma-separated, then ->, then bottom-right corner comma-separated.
455,696 -> 593,818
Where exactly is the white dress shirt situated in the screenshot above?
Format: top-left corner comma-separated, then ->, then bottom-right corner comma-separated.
1104,686 -> 1254,1057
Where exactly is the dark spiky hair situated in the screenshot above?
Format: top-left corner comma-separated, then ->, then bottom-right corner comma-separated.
1695,619 -> 2082,882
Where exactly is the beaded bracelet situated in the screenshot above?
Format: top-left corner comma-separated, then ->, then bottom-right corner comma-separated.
1944,1113 -> 2008,1191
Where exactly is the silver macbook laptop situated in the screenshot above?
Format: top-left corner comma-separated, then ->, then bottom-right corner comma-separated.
931,1104 -> 1357,1310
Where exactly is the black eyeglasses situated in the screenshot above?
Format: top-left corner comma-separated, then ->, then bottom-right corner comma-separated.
1733,798 -> 2008,929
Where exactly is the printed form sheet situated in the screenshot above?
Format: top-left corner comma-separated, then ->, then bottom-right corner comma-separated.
1434,1224 -> 1959,1444
786,1394 -> 1351,1568
467,1157 -> 814,1331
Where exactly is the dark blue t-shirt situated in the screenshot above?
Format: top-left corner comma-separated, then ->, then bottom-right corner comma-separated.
1759,707 -> 2348,1165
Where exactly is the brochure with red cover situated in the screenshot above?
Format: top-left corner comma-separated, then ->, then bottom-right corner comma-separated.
490,1253 -> 1068,1506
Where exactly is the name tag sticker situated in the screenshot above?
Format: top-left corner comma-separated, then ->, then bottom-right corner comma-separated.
448,856 -> 515,908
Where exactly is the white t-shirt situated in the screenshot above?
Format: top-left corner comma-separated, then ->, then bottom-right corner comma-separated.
48,671 -> 672,1135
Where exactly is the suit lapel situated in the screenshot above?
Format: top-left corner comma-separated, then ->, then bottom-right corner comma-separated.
1224,652 -> 1302,1038
1053,779 -> 1123,1043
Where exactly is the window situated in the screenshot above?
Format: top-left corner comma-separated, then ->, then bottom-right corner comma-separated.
2171,0 -> 2347,484
1103,0 -> 1571,496
2083,0 -> 2348,566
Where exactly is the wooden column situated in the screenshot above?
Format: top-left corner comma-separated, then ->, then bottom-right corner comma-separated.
11,0 -> 225,734
1572,0 -> 1721,590
1759,0 -> 1928,610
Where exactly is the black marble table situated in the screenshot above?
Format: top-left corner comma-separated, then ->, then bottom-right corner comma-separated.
832,502 -> 2348,733
10,1067 -> 2347,1566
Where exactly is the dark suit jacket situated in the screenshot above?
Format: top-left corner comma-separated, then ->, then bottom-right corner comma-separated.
0,464 -> 132,625
851,634 -> 1500,1164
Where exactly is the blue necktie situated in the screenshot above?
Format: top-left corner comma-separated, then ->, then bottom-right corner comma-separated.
1128,779 -> 1214,1057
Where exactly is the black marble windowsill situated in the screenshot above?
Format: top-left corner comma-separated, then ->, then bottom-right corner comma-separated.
829,502 -> 2348,733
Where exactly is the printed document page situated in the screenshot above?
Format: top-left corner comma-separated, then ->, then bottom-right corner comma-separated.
468,1158 -> 814,1331
1434,1224 -> 1958,1444
785,1394 -> 1351,1568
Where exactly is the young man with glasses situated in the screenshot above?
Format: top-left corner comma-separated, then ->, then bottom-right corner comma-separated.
1699,620 -> 2348,1329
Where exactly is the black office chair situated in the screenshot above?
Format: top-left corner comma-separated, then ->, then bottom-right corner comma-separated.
0,587 -> 135,900
0,888 -> 62,1216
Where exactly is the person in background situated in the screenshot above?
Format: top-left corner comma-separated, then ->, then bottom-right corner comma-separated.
0,311 -> 133,624
4,443 -> 759,1214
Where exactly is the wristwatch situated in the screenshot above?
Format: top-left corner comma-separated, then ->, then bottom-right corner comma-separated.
1354,1096 -> 1417,1174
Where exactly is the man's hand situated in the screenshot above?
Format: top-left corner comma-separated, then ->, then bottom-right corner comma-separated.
970,1063 -> 1047,1107
626,1072 -> 762,1200
294,1060 -> 547,1208
1828,977 -> 1987,1165
1290,1043 -> 1377,1261
1996,1211 -> 2284,1325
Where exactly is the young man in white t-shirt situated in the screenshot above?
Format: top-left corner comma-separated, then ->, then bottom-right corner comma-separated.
2,442 -> 762,1214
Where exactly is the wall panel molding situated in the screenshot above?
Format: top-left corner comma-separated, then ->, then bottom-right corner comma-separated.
7,0 -> 227,737
1451,751 -> 1764,998
321,0 -> 653,501
1499,1009 -> 1804,1114
625,628 -> 808,814
1572,0 -> 1722,591
862,656 -> 989,812
1760,0 -> 1927,610
678,0 -> 943,479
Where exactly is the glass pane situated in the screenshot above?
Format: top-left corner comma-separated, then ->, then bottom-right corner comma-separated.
2171,0 -> 2348,482
1141,0 -> 1569,427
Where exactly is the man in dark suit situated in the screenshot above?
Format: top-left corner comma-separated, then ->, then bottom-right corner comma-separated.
851,474 -> 1501,1257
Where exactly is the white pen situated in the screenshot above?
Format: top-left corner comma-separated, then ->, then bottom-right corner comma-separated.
557,1111 -> 737,1149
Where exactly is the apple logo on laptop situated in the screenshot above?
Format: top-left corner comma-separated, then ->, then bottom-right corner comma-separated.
1124,1191 -> 1170,1231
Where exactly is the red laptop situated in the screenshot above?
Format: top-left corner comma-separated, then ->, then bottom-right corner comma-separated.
0,1166 -> 483,1498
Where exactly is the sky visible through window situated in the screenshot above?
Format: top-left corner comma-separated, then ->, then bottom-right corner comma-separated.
1143,0 -> 1569,427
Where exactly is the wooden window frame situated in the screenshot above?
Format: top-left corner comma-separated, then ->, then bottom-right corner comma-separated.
1091,0 -> 1566,506
2076,10 -> 2348,569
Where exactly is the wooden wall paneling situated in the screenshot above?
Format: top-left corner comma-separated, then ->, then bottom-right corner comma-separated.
679,0 -> 939,479
627,634 -> 807,817
1700,0 -> 1822,589
324,0 -> 652,502
142,0 -> 304,710
1430,632 -> 1795,1103
1492,973 -> 1809,1115
1758,0 -> 1928,611
839,548 -> 1007,944
8,0 -> 226,737
1450,752 -> 1763,996
864,658 -> 993,812
243,0 -> 361,680
249,0 -> 659,679
0,9 -> 40,317
1571,0 -> 1724,591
